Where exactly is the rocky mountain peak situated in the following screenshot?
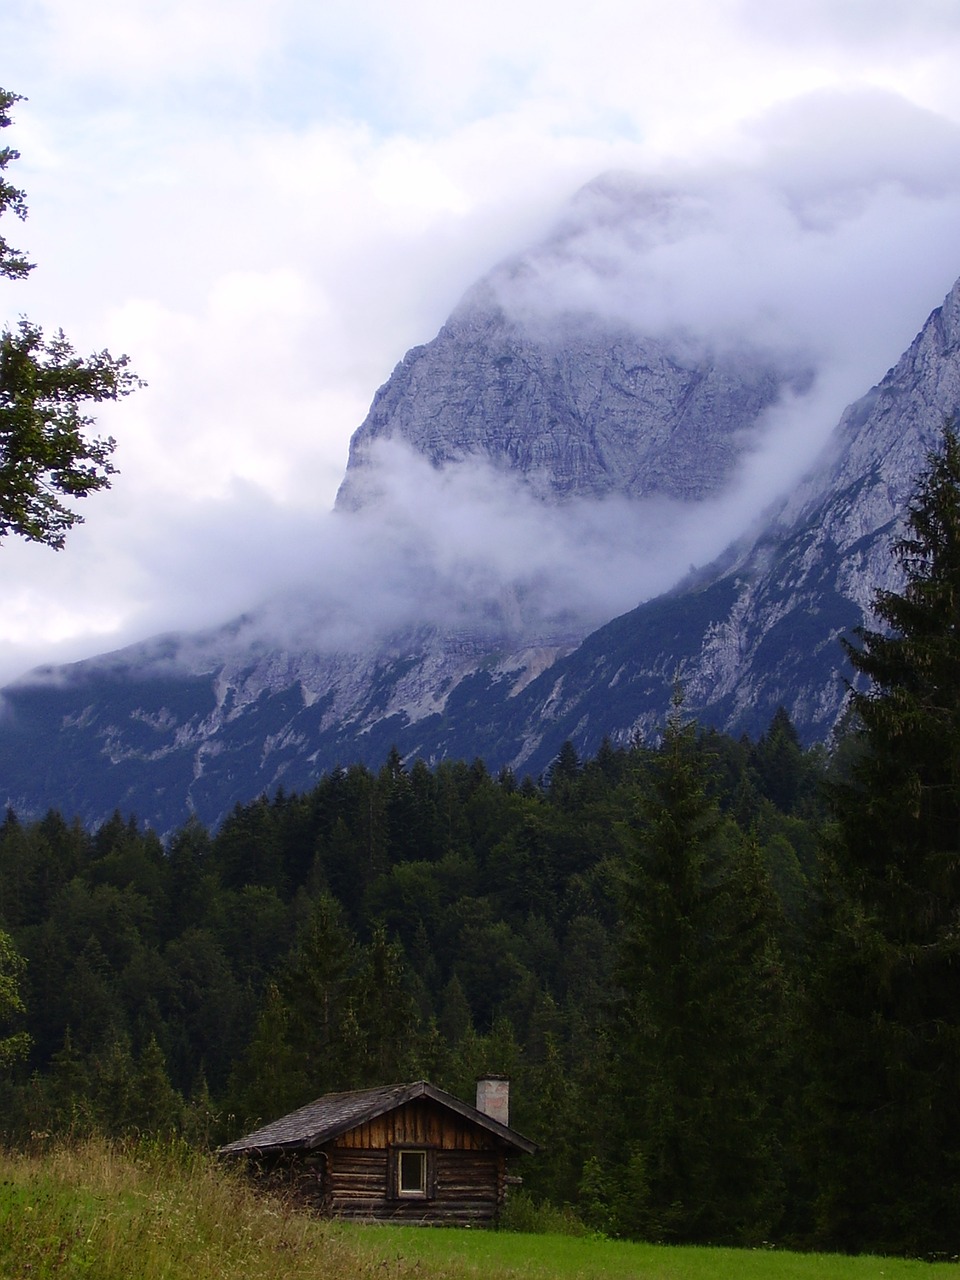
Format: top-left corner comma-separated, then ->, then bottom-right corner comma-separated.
336,174 -> 814,513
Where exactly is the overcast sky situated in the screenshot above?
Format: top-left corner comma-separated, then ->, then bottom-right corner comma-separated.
4,0 -> 960,684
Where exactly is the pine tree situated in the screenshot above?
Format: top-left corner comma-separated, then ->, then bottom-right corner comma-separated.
348,924 -> 417,1085
130,1034 -> 184,1136
225,981 -> 305,1129
183,1066 -> 219,1148
90,1034 -> 138,1136
611,696 -> 786,1244
0,928 -> 30,1068
438,974 -> 473,1045
751,707 -> 806,813
809,426 -> 960,1255
46,1027 -> 93,1132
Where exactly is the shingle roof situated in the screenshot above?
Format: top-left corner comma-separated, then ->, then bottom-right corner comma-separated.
219,1079 -> 537,1156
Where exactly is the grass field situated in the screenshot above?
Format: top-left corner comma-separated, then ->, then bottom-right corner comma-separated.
360,1225 -> 960,1279
1,1139 -> 958,1280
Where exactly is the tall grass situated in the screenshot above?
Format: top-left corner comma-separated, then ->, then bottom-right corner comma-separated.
1,1139 -> 958,1280
0,1137 -> 396,1279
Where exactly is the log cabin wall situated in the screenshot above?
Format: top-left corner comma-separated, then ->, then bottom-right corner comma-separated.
324,1148 -> 506,1224
324,1098 -> 510,1224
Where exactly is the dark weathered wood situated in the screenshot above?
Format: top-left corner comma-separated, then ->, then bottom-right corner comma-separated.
225,1080 -> 532,1226
317,1139 -> 506,1223
336,1099 -> 492,1151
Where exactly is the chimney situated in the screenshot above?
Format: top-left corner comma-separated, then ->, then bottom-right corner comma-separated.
476,1075 -> 510,1127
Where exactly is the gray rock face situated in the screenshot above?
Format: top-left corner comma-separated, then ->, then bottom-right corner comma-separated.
336,289 -> 808,511
789,279 -> 960,577
498,273 -> 960,757
337,172 -> 813,511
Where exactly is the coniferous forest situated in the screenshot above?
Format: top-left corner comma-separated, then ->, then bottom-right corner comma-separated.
4,433 -> 960,1260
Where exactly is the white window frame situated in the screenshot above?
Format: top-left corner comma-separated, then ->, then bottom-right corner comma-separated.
397,1148 -> 428,1198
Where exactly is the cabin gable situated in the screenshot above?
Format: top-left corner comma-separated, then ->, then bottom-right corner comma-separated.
333,1096 -> 500,1151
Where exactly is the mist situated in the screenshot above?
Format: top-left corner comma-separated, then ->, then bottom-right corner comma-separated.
6,82 -> 960,686
202,90 -> 960,670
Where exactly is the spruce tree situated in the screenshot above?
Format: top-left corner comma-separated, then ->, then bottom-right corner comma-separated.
611,698 -> 786,1245
751,707 -> 805,814
130,1034 -> 184,1136
0,928 -> 29,1068
348,924 -> 416,1085
809,426 -> 960,1255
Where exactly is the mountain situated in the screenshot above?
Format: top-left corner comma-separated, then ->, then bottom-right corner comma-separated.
336,299 -> 805,513
338,174 -> 812,512
1,178 -> 958,834
489,271 -> 960,764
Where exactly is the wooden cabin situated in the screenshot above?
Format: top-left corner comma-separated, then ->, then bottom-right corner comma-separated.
219,1077 -> 537,1225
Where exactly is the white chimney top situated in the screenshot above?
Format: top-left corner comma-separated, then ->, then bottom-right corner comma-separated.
476,1075 -> 510,1127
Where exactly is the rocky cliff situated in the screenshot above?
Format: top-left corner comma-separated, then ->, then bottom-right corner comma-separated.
338,172 -> 813,512
1,183 -> 957,834
336,291 -> 805,511
488,271 -> 960,763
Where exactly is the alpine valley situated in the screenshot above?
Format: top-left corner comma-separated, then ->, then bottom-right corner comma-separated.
2,173 -> 958,835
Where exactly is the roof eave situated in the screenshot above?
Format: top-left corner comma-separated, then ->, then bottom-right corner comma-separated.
416,1082 -> 538,1154
219,1080 -> 538,1158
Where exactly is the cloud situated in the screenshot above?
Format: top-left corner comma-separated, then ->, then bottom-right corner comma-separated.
741,0 -> 960,53
490,91 -> 960,480
160,437 -> 769,668
24,0 -> 291,88
228,88 -> 960,669
5,1 -> 960,686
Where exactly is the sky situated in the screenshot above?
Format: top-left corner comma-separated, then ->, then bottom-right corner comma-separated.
4,0 -> 960,683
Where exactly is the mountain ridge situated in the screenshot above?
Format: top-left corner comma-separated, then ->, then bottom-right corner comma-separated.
2,186 -> 959,833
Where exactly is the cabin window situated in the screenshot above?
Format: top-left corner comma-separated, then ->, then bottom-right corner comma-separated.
390,1147 -> 437,1200
398,1149 -> 427,1196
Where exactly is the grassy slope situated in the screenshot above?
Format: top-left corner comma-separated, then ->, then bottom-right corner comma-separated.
1,1141 -> 957,1280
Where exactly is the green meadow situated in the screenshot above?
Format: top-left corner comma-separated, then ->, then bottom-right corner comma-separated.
360,1226 -> 960,1279
1,1140 -> 957,1280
